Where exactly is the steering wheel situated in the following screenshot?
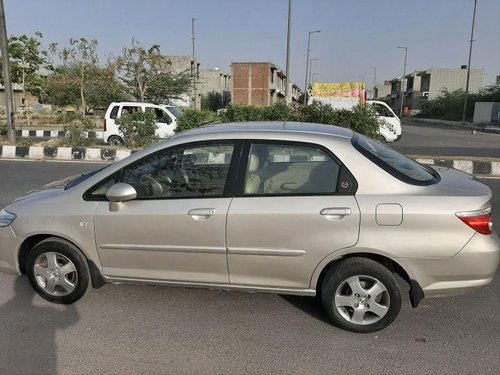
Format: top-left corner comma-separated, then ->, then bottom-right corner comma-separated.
140,174 -> 164,196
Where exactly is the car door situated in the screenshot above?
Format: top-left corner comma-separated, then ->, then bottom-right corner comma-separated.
91,141 -> 240,284
226,141 -> 360,290
146,106 -> 176,138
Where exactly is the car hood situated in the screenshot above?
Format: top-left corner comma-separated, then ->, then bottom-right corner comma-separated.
12,174 -> 78,204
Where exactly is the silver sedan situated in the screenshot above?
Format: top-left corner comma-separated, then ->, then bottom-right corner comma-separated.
0,122 -> 498,333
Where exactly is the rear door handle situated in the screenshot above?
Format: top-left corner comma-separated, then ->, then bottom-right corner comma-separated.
320,207 -> 352,220
188,208 -> 216,221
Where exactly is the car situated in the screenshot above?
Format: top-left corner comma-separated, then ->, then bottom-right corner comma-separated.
103,101 -> 180,146
0,122 -> 498,333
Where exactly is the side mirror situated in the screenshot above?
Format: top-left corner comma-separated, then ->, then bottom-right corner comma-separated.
106,183 -> 137,211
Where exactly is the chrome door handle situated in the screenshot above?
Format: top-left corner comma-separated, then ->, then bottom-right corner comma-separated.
320,207 -> 352,220
188,208 -> 216,221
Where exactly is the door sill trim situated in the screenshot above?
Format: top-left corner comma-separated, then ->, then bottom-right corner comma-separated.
106,276 -> 316,296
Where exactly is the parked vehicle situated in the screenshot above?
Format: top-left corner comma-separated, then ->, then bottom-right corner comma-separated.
309,82 -> 402,142
0,122 -> 498,333
103,102 -> 180,145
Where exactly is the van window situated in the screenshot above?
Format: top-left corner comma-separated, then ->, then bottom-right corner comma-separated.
371,103 -> 393,117
145,107 -> 172,124
109,106 -> 120,119
121,106 -> 141,116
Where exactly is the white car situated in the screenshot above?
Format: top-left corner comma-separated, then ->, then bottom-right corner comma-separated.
367,100 -> 402,142
103,102 -> 180,145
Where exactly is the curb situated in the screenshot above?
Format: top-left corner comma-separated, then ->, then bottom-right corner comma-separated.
15,129 -> 104,139
405,119 -> 500,134
0,145 -> 499,176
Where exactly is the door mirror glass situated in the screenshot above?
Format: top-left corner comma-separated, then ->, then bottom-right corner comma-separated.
106,183 -> 137,202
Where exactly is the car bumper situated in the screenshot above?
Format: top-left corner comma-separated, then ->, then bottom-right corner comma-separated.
397,232 -> 500,297
0,226 -> 22,275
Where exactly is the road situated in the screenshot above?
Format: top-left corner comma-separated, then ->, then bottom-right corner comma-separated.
392,123 -> 500,158
0,160 -> 499,375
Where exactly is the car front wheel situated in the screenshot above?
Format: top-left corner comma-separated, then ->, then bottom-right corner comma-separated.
321,257 -> 402,333
26,237 -> 91,304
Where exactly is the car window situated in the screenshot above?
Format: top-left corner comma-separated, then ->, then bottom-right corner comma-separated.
119,143 -> 235,199
109,105 -> 120,119
145,107 -> 172,124
353,133 -> 439,185
243,143 -> 339,195
121,106 -> 141,116
371,103 -> 393,117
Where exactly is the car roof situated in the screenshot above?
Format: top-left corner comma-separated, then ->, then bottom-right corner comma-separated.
110,101 -> 166,106
172,121 -> 354,140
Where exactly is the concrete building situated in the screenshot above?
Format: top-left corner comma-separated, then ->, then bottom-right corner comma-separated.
388,67 -> 485,112
0,84 -> 38,114
198,68 -> 231,97
231,62 -> 301,107
374,81 -> 392,100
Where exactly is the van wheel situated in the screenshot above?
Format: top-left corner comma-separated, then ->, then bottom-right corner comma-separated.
321,257 -> 402,333
108,135 -> 124,146
26,238 -> 91,304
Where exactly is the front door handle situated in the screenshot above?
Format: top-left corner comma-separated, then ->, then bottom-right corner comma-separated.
320,207 -> 352,220
188,208 -> 216,221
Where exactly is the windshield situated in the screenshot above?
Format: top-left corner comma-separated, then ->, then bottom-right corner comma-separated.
165,106 -> 183,118
64,167 -> 108,190
352,133 -> 439,185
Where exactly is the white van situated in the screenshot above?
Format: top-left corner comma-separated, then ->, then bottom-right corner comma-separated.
366,100 -> 402,142
103,102 -> 180,145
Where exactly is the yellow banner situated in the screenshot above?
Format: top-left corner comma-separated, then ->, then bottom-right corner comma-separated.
312,82 -> 365,98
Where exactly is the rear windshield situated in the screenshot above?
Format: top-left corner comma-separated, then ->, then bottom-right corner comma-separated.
352,133 -> 439,185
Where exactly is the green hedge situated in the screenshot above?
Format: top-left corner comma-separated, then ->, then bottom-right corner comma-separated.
175,102 -> 380,139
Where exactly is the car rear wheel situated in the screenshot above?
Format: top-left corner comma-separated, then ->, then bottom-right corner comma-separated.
26,237 -> 91,304
108,135 -> 124,146
321,257 -> 402,333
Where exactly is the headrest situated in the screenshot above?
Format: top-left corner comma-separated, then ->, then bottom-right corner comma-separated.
248,154 -> 259,172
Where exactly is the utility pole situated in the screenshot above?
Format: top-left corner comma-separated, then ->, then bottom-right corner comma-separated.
284,0 -> 292,103
303,29 -> 320,105
309,58 -> 318,89
191,17 -> 198,110
0,0 -> 15,143
397,46 -> 408,117
370,65 -> 377,99
462,0 -> 477,124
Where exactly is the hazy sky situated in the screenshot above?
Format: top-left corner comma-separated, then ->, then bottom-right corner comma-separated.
6,0 -> 500,87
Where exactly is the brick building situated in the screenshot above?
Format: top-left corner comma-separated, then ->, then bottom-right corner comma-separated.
231,62 -> 300,107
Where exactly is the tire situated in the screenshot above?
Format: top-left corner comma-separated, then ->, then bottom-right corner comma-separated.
108,135 -> 124,146
321,257 -> 402,333
26,237 -> 91,304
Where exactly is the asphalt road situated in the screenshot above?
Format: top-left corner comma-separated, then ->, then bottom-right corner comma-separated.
0,160 -> 499,375
392,123 -> 500,158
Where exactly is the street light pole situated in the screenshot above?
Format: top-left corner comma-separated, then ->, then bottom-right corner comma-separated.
191,17 -> 198,110
369,65 -> 377,99
284,0 -> 292,103
397,46 -> 408,117
0,0 -> 15,143
462,0 -> 477,124
309,58 -> 318,90
303,29 -> 320,105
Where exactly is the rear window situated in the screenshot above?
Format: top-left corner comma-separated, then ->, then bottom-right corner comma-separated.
109,105 -> 119,119
352,133 -> 439,185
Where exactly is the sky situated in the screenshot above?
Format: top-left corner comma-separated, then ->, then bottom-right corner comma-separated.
5,0 -> 500,88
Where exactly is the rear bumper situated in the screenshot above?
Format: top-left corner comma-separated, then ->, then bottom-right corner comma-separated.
397,232 -> 500,297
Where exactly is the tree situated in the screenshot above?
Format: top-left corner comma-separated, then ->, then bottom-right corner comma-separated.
43,63 -> 128,110
201,91 -> 223,112
2,32 -> 50,124
49,38 -> 99,114
116,39 -> 190,102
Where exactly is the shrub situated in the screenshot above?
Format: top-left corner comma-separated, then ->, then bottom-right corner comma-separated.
0,123 -> 7,136
115,111 -> 159,148
175,109 -> 216,133
58,113 -> 96,147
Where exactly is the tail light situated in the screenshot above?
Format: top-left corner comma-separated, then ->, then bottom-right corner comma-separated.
456,207 -> 493,235
103,119 -> 107,131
